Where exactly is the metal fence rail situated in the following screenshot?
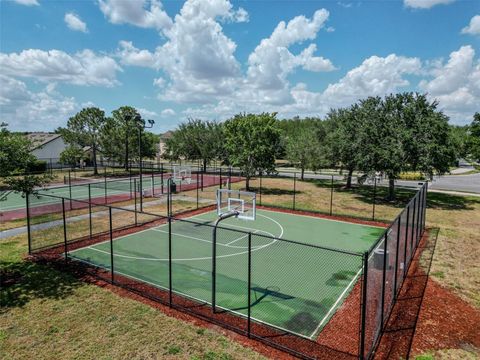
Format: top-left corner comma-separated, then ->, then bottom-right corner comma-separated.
25,175 -> 428,359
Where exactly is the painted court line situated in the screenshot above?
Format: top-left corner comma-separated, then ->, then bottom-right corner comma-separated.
309,236 -> 385,338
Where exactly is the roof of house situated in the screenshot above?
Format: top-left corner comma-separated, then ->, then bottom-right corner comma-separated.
25,132 -> 62,150
159,131 -> 174,141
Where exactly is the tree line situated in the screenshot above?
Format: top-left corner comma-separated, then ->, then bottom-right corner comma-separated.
58,106 -> 158,175
165,92 -> 479,198
2,92 -> 479,196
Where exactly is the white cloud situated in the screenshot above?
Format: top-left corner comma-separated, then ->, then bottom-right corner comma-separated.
0,75 -> 78,131
13,0 -> 39,6
461,15 -> 480,35
138,108 -> 158,119
419,45 -> 480,123
153,77 -> 166,87
246,9 -> 334,92
161,108 -> 176,117
0,49 -> 122,87
404,0 -> 455,9
326,26 -> 335,32
99,0 -> 173,32
117,41 -> 157,68
64,12 -> 88,33
322,54 -> 422,107
233,7 -> 249,23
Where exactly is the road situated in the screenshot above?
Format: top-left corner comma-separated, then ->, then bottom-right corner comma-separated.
275,170 -> 480,194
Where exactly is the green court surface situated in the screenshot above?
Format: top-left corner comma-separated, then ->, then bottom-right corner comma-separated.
0,177 -> 192,211
69,208 -> 384,338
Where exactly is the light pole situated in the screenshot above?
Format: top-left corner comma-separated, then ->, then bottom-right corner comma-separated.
125,113 -> 138,171
136,118 -> 155,211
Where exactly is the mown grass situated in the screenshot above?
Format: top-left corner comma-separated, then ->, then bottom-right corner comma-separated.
1,178 -> 478,359
423,192 -> 480,308
0,234 -> 266,360
415,348 -> 480,359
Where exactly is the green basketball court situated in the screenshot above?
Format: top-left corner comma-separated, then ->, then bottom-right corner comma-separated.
68,208 -> 384,338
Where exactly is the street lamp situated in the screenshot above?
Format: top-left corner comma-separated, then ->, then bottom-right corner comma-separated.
136,118 -> 155,211
125,113 -> 142,171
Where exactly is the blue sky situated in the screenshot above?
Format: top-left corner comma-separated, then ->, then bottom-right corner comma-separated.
1,0 -> 479,133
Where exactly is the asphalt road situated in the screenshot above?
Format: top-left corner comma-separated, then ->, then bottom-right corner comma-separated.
429,172 -> 480,193
275,170 -> 480,194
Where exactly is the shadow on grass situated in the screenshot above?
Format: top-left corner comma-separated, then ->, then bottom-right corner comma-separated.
0,259 -> 83,310
243,186 -> 299,196
425,192 -> 479,211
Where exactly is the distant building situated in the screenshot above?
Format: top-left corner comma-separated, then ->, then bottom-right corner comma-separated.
26,132 -> 67,166
158,131 -> 174,158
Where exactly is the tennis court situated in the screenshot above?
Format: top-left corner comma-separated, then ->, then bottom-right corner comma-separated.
1,176 -> 194,212
68,208 -> 384,338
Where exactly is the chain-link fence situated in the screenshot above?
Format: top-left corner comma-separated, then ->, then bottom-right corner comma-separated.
25,178 -> 427,359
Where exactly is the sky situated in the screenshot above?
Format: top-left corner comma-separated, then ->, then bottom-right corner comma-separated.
0,0 -> 479,133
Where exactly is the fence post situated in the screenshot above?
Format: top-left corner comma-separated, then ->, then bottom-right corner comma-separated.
201,169 -> 204,191
109,207 -> 114,283
196,169 -> 199,209
26,192 -> 32,254
330,175 -> 334,216
372,178 -> 377,221
380,232 -> 388,327
360,251 -> 369,360
393,217 -> 401,298
151,171 -> 155,197
104,170 -> 108,204
404,206 -> 410,276
219,167 -> 222,189
62,198 -> 68,263
169,216 -> 173,306
134,179 -> 138,226
161,162 -> 164,194
259,173 -> 262,206
88,184 -> 92,238
228,166 -> 232,190
293,172 -> 296,210
410,198 -> 416,256
416,191 -> 421,245
423,183 -> 428,232
247,232 -> 252,338
68,170 -> 73,209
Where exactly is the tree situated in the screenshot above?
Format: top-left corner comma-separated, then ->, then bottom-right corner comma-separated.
285,125 -> 325,180
59,145 -> 85,167
449,125 -> 470,162
467,112 -> 480,162
356,96 -> 405,199
0,123 -> 52,194
223,113 -> 280,190
355,93 -> 456,199
60,107 -> 106,175
398,93 -> 455,179
325,106 -> 363,188
165,119 -> 224,172
101,107 -> 158,167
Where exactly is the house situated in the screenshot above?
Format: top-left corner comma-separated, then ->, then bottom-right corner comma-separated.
157,131 -> 174,159
26,132 -> 67,167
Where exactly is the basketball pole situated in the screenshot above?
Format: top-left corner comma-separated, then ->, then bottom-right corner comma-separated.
212,210 -> 239,314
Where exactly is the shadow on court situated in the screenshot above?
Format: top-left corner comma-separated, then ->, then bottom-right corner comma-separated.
373,227 -> 439,360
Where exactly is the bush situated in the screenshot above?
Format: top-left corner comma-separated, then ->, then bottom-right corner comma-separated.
26,160 -> 47,173
398,171 -> 426,181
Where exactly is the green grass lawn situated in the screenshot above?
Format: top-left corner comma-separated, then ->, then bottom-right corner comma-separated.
0,234 -> 266,360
